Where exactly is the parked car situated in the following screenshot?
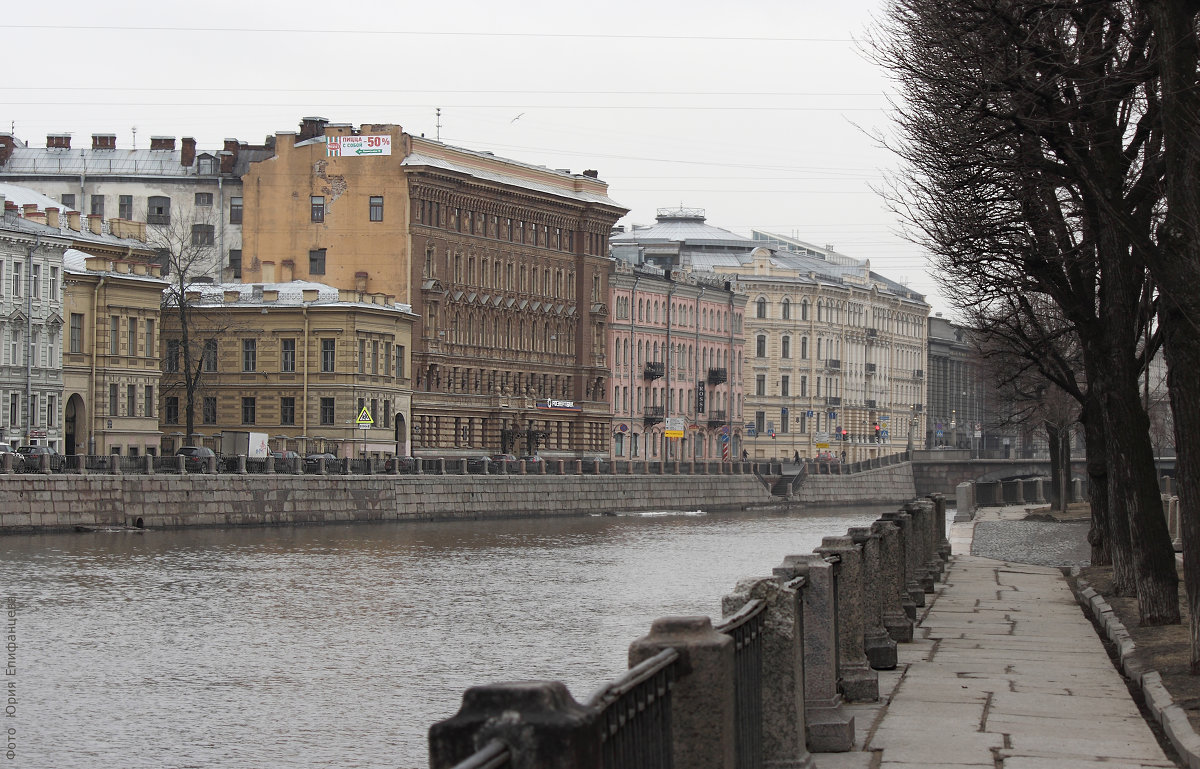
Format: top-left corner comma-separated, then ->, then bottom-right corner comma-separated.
490,454 -> 518,463
519,455 -> 544,465
304,452 -> 340,472
176,446 -> 217,473
16,445 -> 64,472
270,450 -> 301,469
0,443 -> 26,472
814,451 -> 840,463
465,455 -> 493,472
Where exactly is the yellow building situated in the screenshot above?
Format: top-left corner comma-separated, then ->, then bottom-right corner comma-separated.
239,118 -> 626,458
157,280 -> 415,460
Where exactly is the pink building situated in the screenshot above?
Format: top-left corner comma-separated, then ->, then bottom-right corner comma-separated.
608,261 -> 746,460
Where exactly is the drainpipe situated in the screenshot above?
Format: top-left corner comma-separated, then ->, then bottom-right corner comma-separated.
217,177 -> 225,281
303,304 -> 310,453
89,273 -> 107,454
26,236 -> 40,444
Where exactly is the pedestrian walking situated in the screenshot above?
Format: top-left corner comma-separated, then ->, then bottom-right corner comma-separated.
793,450 -> 800,464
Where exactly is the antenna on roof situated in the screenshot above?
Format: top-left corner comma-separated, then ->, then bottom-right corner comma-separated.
435,108 -> 442,142
131,126 -> 137,149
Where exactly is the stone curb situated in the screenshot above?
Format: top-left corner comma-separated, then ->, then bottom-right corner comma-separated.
1069,569 -> 1200,769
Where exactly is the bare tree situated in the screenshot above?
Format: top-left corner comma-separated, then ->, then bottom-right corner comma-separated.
873,0 -> 1179,622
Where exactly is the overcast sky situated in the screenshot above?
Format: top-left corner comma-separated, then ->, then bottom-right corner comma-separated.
5,0 -> 950,315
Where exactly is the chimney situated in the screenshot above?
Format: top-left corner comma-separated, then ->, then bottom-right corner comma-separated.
0,134 -> 15,164
46,133 -> 72,149
583,169 -> 598,178
149,136 -> 175,151
113,261 -> 130,274
87,214 -> 103,235
132,262 -> 148,276
181,137 -> 196,167
281,259 -> 294,282
45,207 -> 59,229
298,116 -> 329,142
91,133 -> 117,150
67,211 -> 81,231
218,150 -> 235,175
186,290 -> 203,303
261,260 -> 276,282
262,289 -> 280,302
302,288 -> 320,303
355,271 -> 368,292
224,290 -> 241,303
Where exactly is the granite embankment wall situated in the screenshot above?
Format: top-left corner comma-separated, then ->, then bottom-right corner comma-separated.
794,463 -> 915,505
0,474 -> 777,532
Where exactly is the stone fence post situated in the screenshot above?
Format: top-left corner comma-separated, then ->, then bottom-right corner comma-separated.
815,535 -> 878,701
847,526 -> 898,669
773,555 -> 855,752
928,493 -> 952,562
874,519 -> 914,641
629,616 -> 736,769
881,510 -> 925,607
722,576 -> 814,769
428,681 -> 601,769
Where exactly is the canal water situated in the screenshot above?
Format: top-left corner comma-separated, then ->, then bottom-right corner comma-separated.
2,505 -> 891,769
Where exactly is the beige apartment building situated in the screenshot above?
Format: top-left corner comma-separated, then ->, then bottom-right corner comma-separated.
157,280 -> 415,459
239,118 -> 626,458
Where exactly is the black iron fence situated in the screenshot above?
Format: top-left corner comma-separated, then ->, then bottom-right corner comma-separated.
587,648 -> 679,769
714,600 -> 765,769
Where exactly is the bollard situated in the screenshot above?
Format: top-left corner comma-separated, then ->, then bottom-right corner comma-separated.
629,616 -> 736,769
519,459 -> 528,475
928,493 -> 952,564
238,455 -> 248,475
882,509 -> 926,607
903,502 -> 937,593
0,453 -> 10,473
573,459 -> 582,475
723,577 -> 815,769
144,455 -> 154,476
773,555 -> 855,752
265,455 -> 275,474
815,535 -> 879,701
848,526 -> 898,669
874,519 -> 914,642
428,681 -> 601,769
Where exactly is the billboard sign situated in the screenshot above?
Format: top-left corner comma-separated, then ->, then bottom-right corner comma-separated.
327,134 -> 392,157
665,417 -> 685,439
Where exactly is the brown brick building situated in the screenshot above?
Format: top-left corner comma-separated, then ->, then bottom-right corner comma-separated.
240,118 -> 626,458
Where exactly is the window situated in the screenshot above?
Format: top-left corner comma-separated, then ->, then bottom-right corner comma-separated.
127,385 -> 136,417
203,397 -> 217,424
144,386 -> 154,418
165,397 -> 179,424
49,266 -> 58,300
11,262 -> 20,297
242,397 -> 256,425
119,195 -> 133,219
191,224 -> 214,245
781,336 -> 791,359
756,335 -> 766,357
321,338 -> 336,372
230,196 -> 243,224
756,375 -> 766,396
309,248 -> 326,275
280,397 -> 295,426
781,375 -> 790,397
110,316 -> 120,355
372,340 -> 379,374
90,194 -> 104,217
756,298 -> 767,319
395,345 -> 405,378
358,338 -> 366,374
198,156 -> 216,174
165,339 -> 180,372
755,411 -> 766,433
369,196 -> 383,222
47,395 -> 56,428
144,319 -> 154,358
311,196 -> 325,222
108,383 -> 118,415
203,339 -> 218,372
320,397 -> 335,425
61,193 -> 75,210
782,299 -> 791,320
281,338 -> 296,372
147,196 -> 171,224
31,263 -> 40,299
70,314 -> 83,354
242,338 -> 257,372
228,249 -> 242,280
128,318 -> 137,356
195,192 -> 214,206
780,407 -> 789,433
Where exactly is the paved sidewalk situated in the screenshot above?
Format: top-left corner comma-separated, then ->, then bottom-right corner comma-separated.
815,518 -> 1176,769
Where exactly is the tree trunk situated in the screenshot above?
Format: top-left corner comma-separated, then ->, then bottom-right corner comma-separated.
1081,401 -> 1114,568
1139,0 -> 1200,665
1047,422 -> 1064,510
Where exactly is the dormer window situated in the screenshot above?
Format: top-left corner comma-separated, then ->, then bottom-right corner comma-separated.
197,155 -> 216,175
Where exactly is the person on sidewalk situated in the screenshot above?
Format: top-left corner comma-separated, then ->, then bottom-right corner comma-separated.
793,450 -> 801,464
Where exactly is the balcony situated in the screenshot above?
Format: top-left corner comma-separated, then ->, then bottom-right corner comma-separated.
707,410 -> 727,428
866,328 -> 878,338
826,396 -> 841,406
865,363 -> 877,374
707,367 -> 727,386
913,369 -> 924,379
643,361 -> 665,380
865,399 -> 877,409
826,359 -> 841,370
643,406 -> 665,426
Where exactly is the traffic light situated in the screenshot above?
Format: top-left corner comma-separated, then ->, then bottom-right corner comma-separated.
840,427 -> 849,441
873,423 -> 881,439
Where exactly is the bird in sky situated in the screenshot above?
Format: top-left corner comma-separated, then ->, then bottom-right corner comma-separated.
511,113 -> 525,123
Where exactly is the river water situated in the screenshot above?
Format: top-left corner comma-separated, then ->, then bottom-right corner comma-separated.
1,505 -> 891,769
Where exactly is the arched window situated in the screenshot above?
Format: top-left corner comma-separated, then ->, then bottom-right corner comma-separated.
756,298 -> 767,319
781,336 -> 791,359
801,336 -> 809,359
781,299 -> 791,320
801,300 -> 809,321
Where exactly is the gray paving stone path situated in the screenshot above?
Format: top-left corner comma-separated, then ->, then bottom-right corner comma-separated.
813,511 -> 1176,769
